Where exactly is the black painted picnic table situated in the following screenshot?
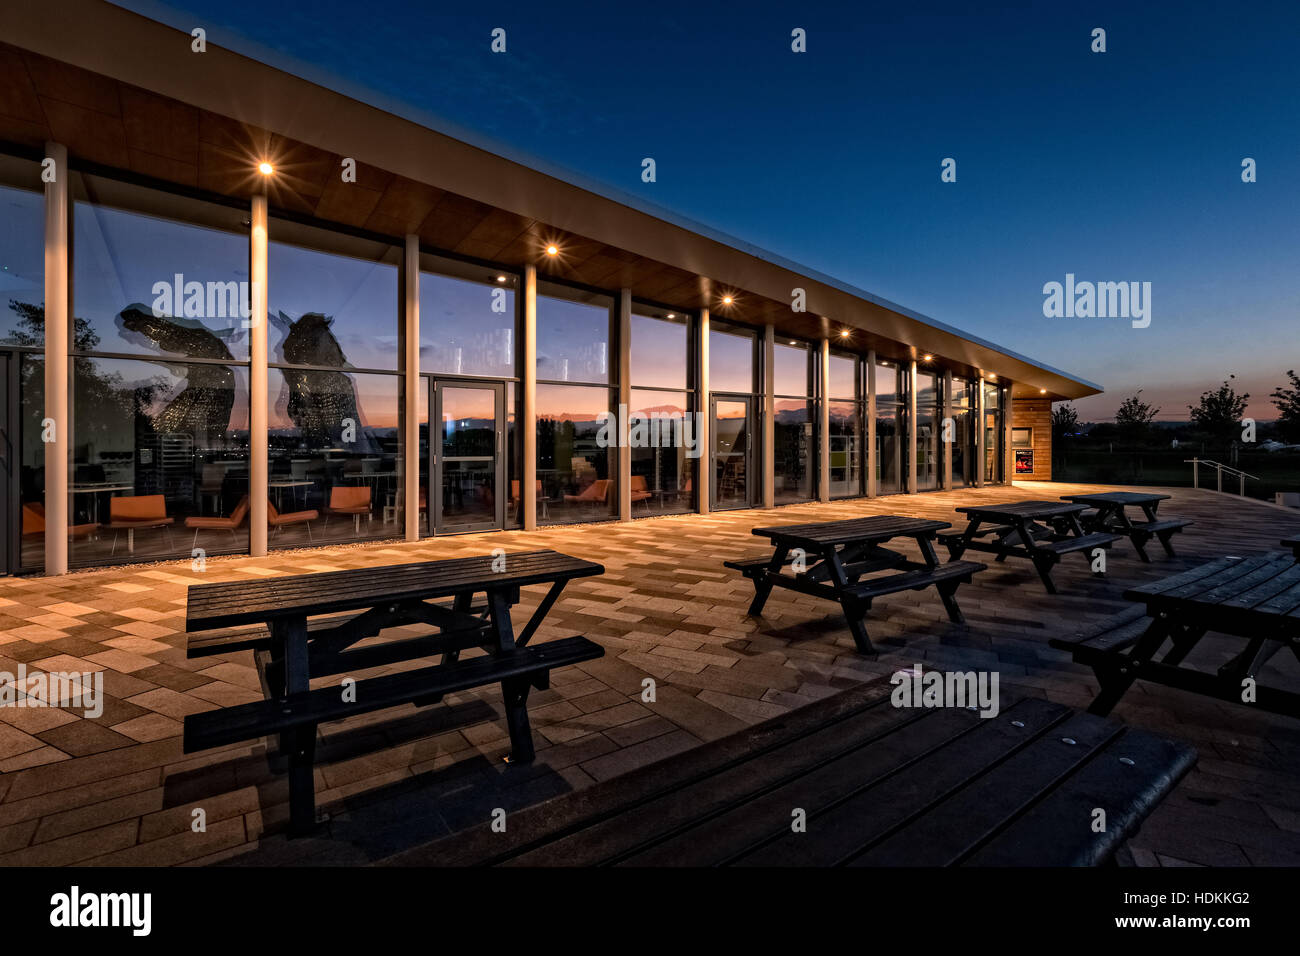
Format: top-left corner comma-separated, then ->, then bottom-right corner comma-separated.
383,683 -> 1195,867
1058,491 -> 1190,562
941,500 -> 1122,594
1053,551 -> 1300,719
183,550 -> 605,832
726,515 -> 985,654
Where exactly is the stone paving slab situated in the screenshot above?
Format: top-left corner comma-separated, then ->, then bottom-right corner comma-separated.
0,480 -> 1297,866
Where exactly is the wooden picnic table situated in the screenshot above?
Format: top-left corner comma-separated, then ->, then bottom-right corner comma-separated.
1058,490 -> 1191,562
182,549 -> 605,833
940,500 -> 1122,594
383,683 -> 1195,867
1052,551 -> 1300,719
725,515 -> 985,654
1284,535 -> 1300,560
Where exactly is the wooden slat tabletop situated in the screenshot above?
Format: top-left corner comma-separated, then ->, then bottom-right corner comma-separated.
1125,551 -> 1300,623
382,683 -> 1194,867
750,515 -> 950,548
1060,491 -> 1171,506
186,550 -> 604,631
954,500 -> 1088,521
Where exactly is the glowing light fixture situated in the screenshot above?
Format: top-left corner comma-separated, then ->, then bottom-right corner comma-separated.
496,275 -> 508,283
545,244 -> 559,256
1040,388 -> 1047,394
721,295 -> 733,306
922,354 -> 933,362
839,329 -> 850,338
258,162 -> 274,176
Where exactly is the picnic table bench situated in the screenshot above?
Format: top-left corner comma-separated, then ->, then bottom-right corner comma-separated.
940,500 -> 1122,594
1059,491 -> 1191,562
1284,535 -> 1300,560
383,683 -> 1194,867
183,549 -> 605,833
725,515 -> 985,654
1051,551 -> 1300,719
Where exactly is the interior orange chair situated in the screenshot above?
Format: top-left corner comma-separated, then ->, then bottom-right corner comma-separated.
108,494 -> 174,554
268,498 -> 319,541
325,485 -> 372,533
509,479 -> 546,519
563,478 -> 609,507
22,502 -> 99,538
184,496 -> 249,548
630,475 -> 653,507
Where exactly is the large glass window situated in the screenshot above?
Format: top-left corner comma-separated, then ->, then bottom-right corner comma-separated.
951,378 -> 976,487
875,361 -> 903,495
773,341 -> 813,504
536,383 -> 615,524
0,183 -> 45,346
420,262 -> 516,378
18,356 -> 45,571
915,369 -> 942,492
68,358 -> 250,567
536,285 -> 614,524
983,381 -> 1005,483
269,223 -> 402,545
709,326 -> 754,394
828,353 -> 863,498
74,198 -> 250,360
630,307 -> 694,515
537,285 -> 610,383
68,185 -> 254,567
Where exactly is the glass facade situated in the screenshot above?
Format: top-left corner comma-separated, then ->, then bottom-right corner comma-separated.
537,284 -> 614,524
630,307 -> 694,515
875,361 -> 904,494
828,353 -> 863,498
5,153 -> 1039,575
268,222 -> 402,547
914,369 -> 941,492
772,341 -> 813,504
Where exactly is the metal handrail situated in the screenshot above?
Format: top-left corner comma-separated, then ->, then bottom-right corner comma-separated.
1183,458 -> 1259,495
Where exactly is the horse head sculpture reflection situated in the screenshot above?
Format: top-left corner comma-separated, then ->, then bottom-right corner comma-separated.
117,304 -> 236,440
272,311 -> 375,452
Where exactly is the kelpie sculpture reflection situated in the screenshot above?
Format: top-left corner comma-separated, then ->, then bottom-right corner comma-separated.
272,311 -> 375,452
117,305 -> 236,440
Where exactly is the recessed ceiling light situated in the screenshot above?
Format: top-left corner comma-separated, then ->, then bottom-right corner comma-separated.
721,295 -> 733,306
839,330 -> 850,338
922,354 -> 933,362
258,162 -> 274,176
496,275 -> 508,283
666,313 -> 675,319
545,244 -> 559,256
1040,388 -> 1047,394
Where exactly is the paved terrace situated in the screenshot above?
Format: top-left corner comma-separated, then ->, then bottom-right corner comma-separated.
1,482 -> 1298,867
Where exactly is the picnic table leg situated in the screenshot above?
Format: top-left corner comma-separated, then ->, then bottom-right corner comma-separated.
947,519 -> 979,560
1085,614 -> 1171,716
274,616 -> 321,835
825,548 -> 875,654
1160,623 -> 1207,667
1014,520 -> 1058,594
501,676 -> 537,763
916,535 -> 967,625
1141,502 -> 1178,557
747,545 -> 789,617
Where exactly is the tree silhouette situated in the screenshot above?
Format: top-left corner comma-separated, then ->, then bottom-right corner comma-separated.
1189,376 -> 1249,446
1270,370 -> 1300,443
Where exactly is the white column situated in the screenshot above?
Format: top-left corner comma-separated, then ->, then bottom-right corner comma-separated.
617,288 -> 632,521
761,325 -> 774,509
43,142 -> 68,575
866,351 -> 876,497
696,307 -> 710,514
943,369 -> 954,490
248,194 -> 268,556
402,235 -> 420,541
818,338 -> 831,502
907,360 -> 918,494
521,265 -> 538,530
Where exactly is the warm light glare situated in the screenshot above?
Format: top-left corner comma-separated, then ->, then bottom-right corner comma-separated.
922,354 -> 933,362
258,162 -> 274,176
721,295 -> 733,305
1040,388 -> 1047,394
545,244 -> 559,256
839,329 -> 850,338
496,275 -> 508,283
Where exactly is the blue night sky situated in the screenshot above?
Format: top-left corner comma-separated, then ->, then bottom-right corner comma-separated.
115,0 -> 1300,421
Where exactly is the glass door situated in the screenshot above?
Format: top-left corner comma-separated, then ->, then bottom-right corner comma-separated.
711,396 -> 752,510
432,380 -> 504,533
